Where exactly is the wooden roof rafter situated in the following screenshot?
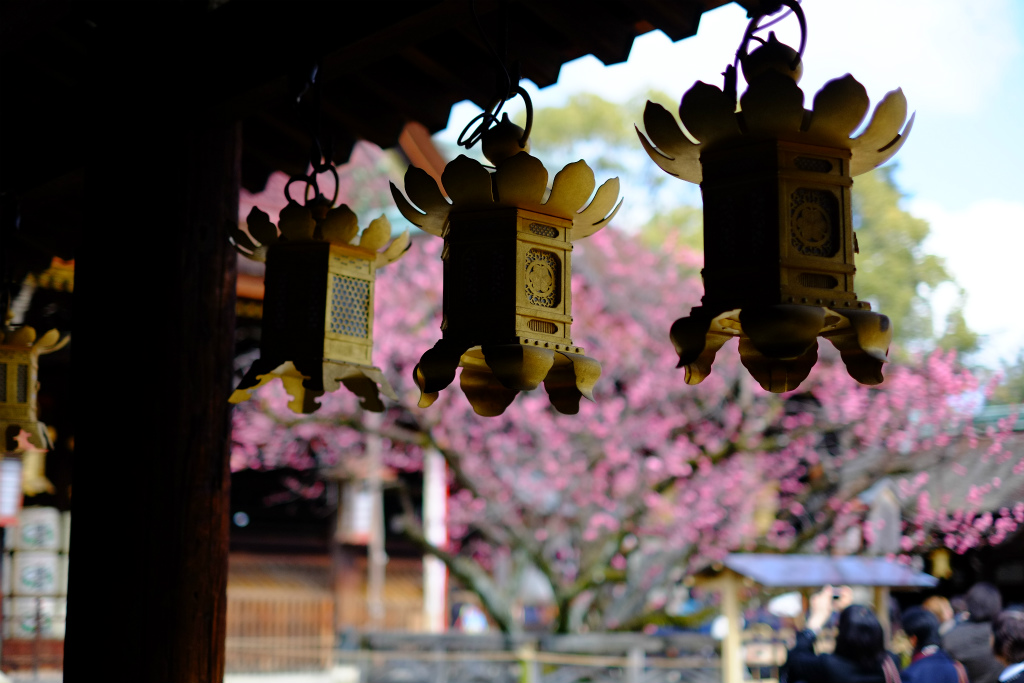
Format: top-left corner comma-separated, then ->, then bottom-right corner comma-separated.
1,0 -> 735,263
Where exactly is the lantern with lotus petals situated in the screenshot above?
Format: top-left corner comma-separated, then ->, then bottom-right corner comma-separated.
0,325 -> 65,452
638,1 -> 913,393
0,324 -> 66,498
391,90 -> 621,416
230,167 -> 409,414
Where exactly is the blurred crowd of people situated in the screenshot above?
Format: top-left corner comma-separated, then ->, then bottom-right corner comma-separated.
783,582 -> 1024,683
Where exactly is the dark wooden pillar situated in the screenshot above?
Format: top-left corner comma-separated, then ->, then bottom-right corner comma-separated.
68,6 -> 238,681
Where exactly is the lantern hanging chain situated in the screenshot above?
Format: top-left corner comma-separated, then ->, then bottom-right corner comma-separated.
723,0 -> 806,101
755,0 -> 801,32
456,0 -> 530,152
285,56 -> 339,207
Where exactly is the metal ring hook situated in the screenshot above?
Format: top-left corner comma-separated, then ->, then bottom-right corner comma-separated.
456,85 -> 533,151
321,165 -> 340,206
457,98 -> 504,150
516,86 -> 533,149
283,164 -> 340,207
284,174 -> 317,205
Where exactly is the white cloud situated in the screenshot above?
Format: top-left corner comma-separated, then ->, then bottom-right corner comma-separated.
914,197 -> 1024,366
792,0 -> 1021,117
506,0 -> 1022,117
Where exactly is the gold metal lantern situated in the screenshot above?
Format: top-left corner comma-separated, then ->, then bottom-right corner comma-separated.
0,324 -> 65,496
230,173 -> 409,414
637,2 -> 912,392
391,91 -> 621,416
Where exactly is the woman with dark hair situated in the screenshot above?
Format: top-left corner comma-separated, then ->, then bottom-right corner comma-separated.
784,588 -> 902,683
944,582 -> 1005,683
900,606 -> 967,683
992,610 -> 1024,682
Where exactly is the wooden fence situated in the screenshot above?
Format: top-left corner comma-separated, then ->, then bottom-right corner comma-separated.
225,589 -> 334,673
336,555 -> 424,632
344,633 -> 729,683
338,647 -> 724,683
224,625 -> 797,680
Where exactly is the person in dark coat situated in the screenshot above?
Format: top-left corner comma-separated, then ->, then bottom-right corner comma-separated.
785,595 -> 902,683
943,582 -> 1005,683
901,606 -> 967,683
993,610 -> 1024,683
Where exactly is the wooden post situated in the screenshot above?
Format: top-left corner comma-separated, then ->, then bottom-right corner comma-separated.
518,642 -> 539,683
67,7 -> 239,679
423,448 -> 448,633
721,571 -> 745,683
626,646 -> 645,683
874,586 -> 891,646
365,413 -> 386,630
331,482 -> 356,634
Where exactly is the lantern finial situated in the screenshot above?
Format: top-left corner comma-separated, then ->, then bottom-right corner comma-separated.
482,113 -> 531,166
741,32 -> 803,84
637,2 -> 912,392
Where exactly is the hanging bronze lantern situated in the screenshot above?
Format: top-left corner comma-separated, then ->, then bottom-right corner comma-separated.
391,89 -> 621,416
0,325 -> 65,496
637,1 -> 912,392
0,326 -> 63,451
230,165 -> 409,414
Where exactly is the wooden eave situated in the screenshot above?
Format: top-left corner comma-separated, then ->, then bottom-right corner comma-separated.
1,0 -> 737,273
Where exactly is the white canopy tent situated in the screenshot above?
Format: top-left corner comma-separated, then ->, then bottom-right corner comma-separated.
694,554 -> 939,683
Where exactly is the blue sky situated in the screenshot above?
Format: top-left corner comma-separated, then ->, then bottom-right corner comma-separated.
434,0 -> 1024,368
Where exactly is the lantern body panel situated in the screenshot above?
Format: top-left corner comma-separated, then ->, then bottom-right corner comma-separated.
0,347 -> 47,451
324,245 -> 376,366
701,139 -> 867,314
261,241 -> 377,369
261,241 -> 330,365
0,348 -> 36,425
442,207 -> 583,355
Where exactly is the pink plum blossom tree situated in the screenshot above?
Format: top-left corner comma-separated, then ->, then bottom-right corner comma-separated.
231,227 -> 1021,633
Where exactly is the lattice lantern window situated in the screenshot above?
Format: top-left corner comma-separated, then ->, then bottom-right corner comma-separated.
637,1 -> 913,392
391,89 -> 621,416
230,167 -> 409,414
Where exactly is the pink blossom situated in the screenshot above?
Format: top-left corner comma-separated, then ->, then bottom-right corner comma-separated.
230,216 -> 1018,630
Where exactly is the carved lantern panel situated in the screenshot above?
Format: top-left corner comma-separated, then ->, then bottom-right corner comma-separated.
700,139 -> 862,313
442,207 -> 579,355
